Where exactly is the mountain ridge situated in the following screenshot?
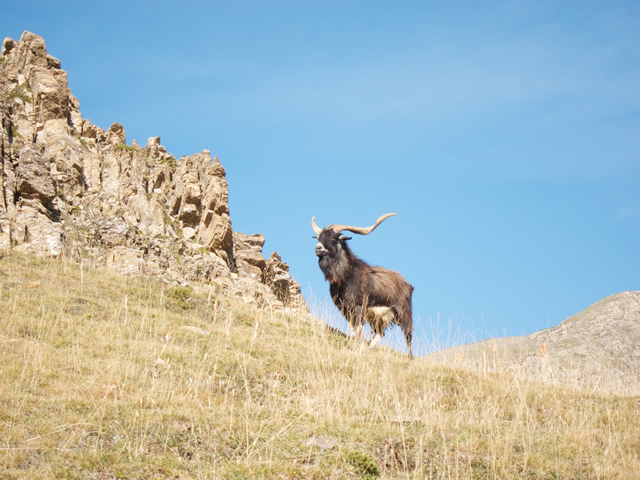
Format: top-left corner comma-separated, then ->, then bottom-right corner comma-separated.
426,291 -> 640,395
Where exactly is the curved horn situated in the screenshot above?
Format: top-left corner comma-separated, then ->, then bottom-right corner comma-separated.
329,213 -> 397,235
311,216 -> 323,235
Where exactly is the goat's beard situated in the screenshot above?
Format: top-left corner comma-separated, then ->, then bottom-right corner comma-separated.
318,252 -> 350,286
318,255 -> 333,282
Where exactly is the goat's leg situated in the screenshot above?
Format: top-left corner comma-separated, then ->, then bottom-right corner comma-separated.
353,323 -> 364,341
404,328 -> 413,360
368,333 -> 383,348
346,320 -> 367,346
351,305 -> 368,343
347,322 -> 369,353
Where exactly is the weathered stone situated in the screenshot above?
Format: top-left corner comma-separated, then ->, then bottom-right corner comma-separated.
15,146 -> 55,202
234,232 -> 265,250
0,32 -> 308,312
12,202 -> 63,256
106,122 -> 126,145
233,232 -> 267,280
2,38 -> 17,56
264,252 -> 304,309
306,436 -> 338,451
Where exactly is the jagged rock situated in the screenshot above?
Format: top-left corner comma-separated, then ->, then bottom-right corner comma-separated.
234,232 -> 267,279
264,252 -> 304,309
12,201 -> 63,256
1,31 -> 307,312
15,145 -> 55,202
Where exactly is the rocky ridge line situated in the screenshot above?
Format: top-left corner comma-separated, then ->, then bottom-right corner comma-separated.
426,291 -> 640,395
1,31 -> 306,312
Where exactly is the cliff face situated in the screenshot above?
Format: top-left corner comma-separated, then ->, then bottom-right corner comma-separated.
1,31 -> 305,311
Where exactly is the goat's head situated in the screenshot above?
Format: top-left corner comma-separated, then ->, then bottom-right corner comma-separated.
311,213 -> 396,260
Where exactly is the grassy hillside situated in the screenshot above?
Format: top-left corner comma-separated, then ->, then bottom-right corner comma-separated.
1,252 -> 638,479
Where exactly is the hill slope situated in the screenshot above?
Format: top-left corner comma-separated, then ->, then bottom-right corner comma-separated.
427,292 -> 640,395
1,253 -> 639,479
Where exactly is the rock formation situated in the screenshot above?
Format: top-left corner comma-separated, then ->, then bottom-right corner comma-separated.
1,31 -> 306,312
427,291 -> 640,395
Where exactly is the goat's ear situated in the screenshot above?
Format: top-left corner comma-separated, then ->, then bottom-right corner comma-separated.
312,236 -> 319,240
338,235 -> 352,242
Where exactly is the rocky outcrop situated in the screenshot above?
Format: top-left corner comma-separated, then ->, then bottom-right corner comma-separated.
427,291 -> 640,395
1,31 -> 306,312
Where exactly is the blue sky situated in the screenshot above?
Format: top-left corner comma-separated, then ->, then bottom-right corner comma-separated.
4,1 -> 639,355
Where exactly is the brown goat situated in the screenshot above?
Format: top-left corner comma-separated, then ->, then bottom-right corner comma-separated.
312,213 -> 414,358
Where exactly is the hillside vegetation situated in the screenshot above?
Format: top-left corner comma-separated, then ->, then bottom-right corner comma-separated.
1,252 -> 639,479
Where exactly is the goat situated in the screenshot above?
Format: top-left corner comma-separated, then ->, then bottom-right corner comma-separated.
312,213 -> 414,358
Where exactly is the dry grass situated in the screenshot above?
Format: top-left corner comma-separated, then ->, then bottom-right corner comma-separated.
1,251 -> 639,479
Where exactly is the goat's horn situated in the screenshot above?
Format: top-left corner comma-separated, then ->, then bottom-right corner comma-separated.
311,216 -> 323,235
329,213 -> 397,235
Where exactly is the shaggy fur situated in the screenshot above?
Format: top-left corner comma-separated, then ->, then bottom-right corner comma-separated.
315,229 -> 414,358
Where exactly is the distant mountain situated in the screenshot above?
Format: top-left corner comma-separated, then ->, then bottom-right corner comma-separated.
427,291 -> 640,395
